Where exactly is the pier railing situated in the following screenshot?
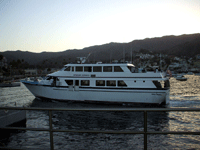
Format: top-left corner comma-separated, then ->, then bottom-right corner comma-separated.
0,107 -> 200,150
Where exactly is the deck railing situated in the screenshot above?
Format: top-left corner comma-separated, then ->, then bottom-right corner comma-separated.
0,107 -> 200,150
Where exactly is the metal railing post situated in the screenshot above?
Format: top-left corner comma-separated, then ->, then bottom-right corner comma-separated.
144,111 -> 147,150
49,110 -> 54,150
0,107 -> 200,150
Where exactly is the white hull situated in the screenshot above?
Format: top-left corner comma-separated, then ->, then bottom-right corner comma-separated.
24,83 -> 169,104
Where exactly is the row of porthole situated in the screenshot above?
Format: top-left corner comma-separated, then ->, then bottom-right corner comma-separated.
65,80 -> 127,87
65,80 -> 146,87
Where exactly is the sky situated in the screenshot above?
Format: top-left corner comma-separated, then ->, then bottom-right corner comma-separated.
0,0 -> 200,53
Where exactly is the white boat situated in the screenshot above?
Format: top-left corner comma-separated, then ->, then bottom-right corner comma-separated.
175,75 -> 187,81
21,63 -> 170,105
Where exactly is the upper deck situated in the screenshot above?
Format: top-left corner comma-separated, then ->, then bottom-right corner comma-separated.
49,63 -> 167,80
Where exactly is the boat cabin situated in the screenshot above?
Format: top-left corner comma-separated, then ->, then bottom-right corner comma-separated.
40,63 -> 170,90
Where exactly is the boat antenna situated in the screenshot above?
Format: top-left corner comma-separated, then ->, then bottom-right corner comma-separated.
85,53 -> 91,63
77,53 -> 91,64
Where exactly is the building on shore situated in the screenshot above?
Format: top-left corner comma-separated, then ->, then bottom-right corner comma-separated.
24,69 -> 38,76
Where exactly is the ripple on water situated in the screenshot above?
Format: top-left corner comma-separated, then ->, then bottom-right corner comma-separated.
0,75 -> 200,149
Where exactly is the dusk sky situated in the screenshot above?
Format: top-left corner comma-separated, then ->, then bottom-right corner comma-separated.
0,0 -> 200,53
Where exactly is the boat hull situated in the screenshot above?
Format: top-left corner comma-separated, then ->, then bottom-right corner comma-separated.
23,82 -> 169,105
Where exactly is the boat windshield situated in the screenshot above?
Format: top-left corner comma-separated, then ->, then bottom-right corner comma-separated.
60,67 -> 66,71
45,76 -> 53,80
60,66 -> 67,71
164,79 -> 170,88
127,66 -> 138,73
153,79 -> 170,89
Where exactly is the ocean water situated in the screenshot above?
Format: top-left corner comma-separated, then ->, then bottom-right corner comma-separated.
0,75 -> 200,150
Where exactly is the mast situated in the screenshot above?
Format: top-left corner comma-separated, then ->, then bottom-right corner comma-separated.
77,53 -> 91,64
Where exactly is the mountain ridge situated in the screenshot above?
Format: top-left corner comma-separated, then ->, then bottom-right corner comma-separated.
1,33 -> 200,68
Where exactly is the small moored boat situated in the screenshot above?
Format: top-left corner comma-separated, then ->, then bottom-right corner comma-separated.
176,75 -> 187,81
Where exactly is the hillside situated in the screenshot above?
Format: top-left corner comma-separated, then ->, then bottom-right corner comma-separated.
1,33 -> 200,68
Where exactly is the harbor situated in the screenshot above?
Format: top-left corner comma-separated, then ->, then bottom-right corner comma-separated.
0,74 -> 200,149
1,0 -> 200,149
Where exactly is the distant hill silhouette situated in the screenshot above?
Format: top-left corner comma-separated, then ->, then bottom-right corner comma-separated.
1,33 -> 200,68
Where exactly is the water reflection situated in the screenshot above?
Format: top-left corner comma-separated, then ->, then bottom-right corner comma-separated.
29,98 -> 169,132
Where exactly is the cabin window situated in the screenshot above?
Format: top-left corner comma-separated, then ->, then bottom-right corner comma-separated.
114,66 -> 123,72
96,80 -> 105,86
164,80 -> 170,88
84,66 -> 92,72
93,66 -> 102,72
65,80 -> 73,85
75,80 -> 79,86
103,66 -> 112,72
127,66 -> 137,73
106,80 -> 116,86
153,81 -> 162,88
118,80 -> 127,87
64,67 -> 71,71
76,66 -> 83,72
81,80 -> 90,86
46,76 -> 52,80
72,67 -> 74,71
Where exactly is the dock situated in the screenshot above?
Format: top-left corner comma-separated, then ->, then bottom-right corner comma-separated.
0,82 -> 20,87
0,109 -> 26,128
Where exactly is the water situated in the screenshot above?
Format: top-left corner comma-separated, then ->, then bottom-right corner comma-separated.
0,75 -> 200,149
